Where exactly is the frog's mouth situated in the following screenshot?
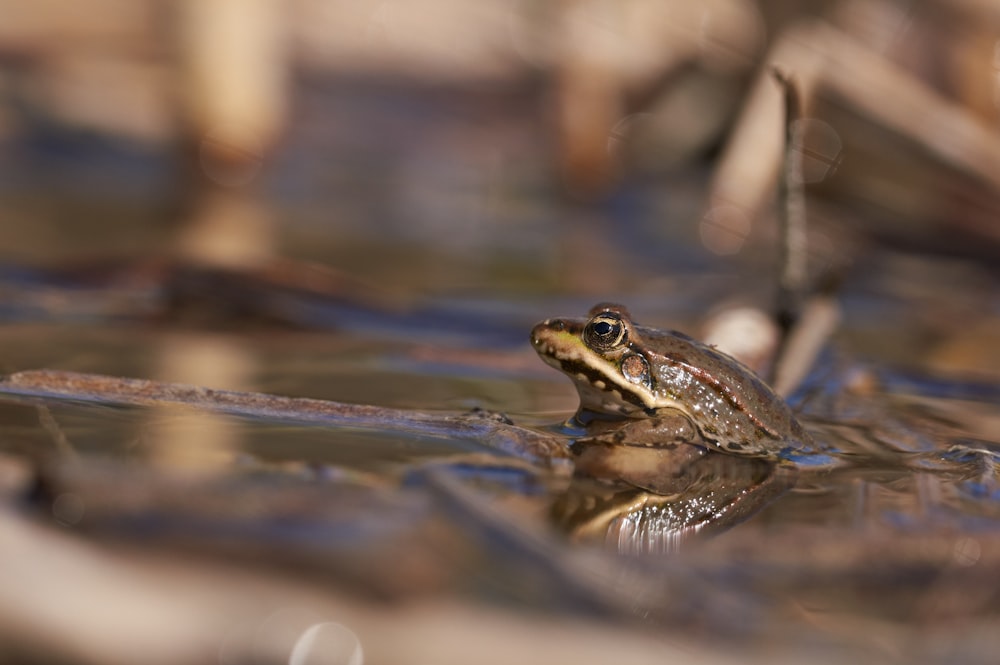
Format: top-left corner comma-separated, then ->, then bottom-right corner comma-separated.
531,320 -> 656,417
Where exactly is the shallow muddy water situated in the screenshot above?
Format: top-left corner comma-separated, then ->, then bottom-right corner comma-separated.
1,49 -> 1000,665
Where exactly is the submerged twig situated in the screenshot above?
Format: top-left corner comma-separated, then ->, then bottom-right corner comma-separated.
0,370 -> 572,471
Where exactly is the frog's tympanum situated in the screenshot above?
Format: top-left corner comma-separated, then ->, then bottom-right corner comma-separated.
532,303 -> 808,552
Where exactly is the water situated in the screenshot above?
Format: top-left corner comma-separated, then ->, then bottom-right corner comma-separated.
1,69 -> 999,665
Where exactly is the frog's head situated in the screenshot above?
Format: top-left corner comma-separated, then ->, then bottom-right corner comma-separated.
531,303 -> 655,417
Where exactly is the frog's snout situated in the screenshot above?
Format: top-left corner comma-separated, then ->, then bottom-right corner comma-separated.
529,322 -> 547,350
530,319 -> 566,349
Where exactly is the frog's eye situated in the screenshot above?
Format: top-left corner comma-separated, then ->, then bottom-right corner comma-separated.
584,313 -> 627,351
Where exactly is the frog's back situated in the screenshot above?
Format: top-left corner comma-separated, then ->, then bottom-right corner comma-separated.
641,326 -> 811,456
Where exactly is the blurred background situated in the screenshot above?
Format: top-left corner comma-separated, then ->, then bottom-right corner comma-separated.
1,1 -> 1000,663
1,0 -> 997,377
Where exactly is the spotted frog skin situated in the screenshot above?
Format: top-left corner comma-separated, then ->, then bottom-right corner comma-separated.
531,303 -> 813,457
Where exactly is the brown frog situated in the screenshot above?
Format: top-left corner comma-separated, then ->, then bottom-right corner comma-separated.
532,304 -> 810,551
531,303 -> 815,457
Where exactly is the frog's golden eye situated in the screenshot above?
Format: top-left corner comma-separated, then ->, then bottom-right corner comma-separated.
584,313 -> 627,351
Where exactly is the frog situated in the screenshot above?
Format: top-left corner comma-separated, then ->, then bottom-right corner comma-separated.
530,302 -> 815,458
531,303 -> 811,550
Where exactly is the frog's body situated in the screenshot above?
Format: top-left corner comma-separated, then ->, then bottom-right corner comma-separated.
531,303 -> 813,457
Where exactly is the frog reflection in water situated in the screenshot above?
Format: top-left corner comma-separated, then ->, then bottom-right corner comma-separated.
531,303 -> 809,553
